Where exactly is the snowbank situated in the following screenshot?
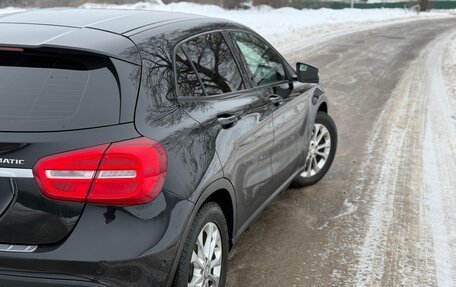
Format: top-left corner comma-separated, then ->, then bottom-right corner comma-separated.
1,2 -> 452,48
79,2 -> 451,46
0,7 -> 24,15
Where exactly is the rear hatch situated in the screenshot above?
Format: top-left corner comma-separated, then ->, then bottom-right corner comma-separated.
0,47 -> 136,245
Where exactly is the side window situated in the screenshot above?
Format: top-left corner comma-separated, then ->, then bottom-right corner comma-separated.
175,32 -> 245,97
175,47 -> 204,97
232,32 -> 286,86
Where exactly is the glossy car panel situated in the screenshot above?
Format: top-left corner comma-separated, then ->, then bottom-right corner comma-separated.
0,124 -> 140,244
130,20 -> 243,202
0,8 -> 202,35
0,9 -> 331,287
0,23 -> 141,64
182,92 -> 276,227
0,190 -> 194,287
266,82 -> 315,190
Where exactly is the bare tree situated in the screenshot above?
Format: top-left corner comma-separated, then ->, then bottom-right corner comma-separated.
419,0 -> 428,11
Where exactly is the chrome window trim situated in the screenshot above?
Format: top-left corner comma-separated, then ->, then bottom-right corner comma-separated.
0,167 -> 33,178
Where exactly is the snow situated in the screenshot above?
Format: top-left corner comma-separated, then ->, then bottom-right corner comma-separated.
0,7 -> 24,15
351,29 -> 456,287
422,31 -> 456,287
77,2 -> 451,46
1,2 -> 451,48
423,120 -> 454,287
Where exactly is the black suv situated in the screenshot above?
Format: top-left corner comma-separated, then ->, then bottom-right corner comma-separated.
0,9 -> 337,287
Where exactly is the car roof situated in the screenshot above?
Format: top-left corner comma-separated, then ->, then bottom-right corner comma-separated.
0,8 -> 204,35
0,8 -> 219,64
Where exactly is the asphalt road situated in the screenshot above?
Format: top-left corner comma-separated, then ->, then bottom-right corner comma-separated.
226,17 -> 456,287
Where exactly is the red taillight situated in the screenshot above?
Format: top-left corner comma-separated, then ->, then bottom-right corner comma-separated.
0,46 -> 24,52
33,138 -> 167,206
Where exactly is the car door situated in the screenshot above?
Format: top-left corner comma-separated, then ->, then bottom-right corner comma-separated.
174,31 -> 276,229
229,31 -> 312,191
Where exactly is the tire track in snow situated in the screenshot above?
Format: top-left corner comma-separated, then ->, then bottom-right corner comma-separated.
352,54 -> 426,287
422,32 -> 456,287
353,30 -> 456,287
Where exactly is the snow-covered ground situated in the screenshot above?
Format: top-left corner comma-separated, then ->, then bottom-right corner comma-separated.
0,7 -> 23,15
79,2 -> 453,47
1,2 -> 452,49
348,28 -> 456,287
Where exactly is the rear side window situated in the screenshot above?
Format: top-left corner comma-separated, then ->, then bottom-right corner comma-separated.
175,47 -> 205,97
0,49 -> 119,132
175,32 -> 245,97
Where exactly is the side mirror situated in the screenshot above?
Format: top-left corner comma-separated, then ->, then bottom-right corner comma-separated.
296,62 -> 319,84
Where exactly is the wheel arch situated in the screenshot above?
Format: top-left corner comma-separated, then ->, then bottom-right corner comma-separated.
192,178 -> 237,247
308,90 -> 329,128
166,178 -> 237,287
318,101 -> 328,113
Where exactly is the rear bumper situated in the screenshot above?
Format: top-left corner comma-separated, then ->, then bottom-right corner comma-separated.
0,190 -> 194,287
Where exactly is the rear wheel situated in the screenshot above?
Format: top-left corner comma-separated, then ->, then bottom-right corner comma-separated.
173,202 -> 229,287
293,112 -> 337,187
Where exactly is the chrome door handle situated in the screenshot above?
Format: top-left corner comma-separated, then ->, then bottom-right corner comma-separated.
269,95 -> 283,106
217,115 -> 237,128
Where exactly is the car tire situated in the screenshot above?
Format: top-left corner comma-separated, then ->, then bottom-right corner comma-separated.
173,202 -> 229,287
292,112 -> 337,187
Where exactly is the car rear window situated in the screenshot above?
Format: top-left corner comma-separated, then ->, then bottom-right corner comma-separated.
0,49 -> 120,132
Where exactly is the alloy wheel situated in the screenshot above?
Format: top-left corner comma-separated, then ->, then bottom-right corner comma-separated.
188,222 -> 223,287
300,123 -> 331,178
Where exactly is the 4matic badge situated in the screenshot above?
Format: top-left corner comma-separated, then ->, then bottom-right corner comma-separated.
0,158 -> 25,165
